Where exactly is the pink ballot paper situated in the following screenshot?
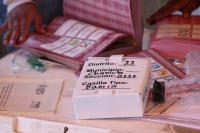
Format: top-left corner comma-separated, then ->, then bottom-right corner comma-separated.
16,0 -> 143,70
151,15 -> 200,59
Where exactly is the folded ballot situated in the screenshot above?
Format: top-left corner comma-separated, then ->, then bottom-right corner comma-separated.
72,55 -> 151,119
0,78 -> 63,112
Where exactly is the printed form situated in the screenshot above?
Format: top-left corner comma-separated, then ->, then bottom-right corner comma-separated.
0,78 -> 63,112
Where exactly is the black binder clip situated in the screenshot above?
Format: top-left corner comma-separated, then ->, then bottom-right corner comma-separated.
64,127 -> 68,133
152,80 -> 165,102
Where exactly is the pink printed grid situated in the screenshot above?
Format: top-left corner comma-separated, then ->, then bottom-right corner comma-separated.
63,0 -> 135,38
152,16 -> 200,41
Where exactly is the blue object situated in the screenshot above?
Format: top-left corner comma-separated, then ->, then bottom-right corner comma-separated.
0,0 -> 6,26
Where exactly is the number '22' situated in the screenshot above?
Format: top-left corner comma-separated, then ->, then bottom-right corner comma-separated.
124,61 -> 134,65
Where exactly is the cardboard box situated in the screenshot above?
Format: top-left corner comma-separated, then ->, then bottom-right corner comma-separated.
72,56 -> 151,119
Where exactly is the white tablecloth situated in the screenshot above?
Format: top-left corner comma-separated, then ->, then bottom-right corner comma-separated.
0,29 -> 175,133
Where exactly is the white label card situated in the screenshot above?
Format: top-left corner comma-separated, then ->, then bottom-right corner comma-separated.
74,58 -> 150,95
0,115 -> 16,133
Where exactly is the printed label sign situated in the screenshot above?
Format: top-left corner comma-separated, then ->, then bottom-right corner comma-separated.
75,58 -> 150,94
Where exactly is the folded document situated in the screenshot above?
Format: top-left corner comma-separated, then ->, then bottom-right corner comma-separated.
0,78 -> 63,112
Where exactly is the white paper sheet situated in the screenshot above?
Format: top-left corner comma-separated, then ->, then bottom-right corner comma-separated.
0,115 -> 16,133
0,78 -> 63,112
16,117 -> 110,133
